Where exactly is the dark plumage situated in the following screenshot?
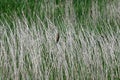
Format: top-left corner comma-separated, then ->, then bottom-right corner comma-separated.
56,32 -> 60,43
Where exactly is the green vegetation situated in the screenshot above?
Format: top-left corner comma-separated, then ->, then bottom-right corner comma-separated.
0,0 -> 120,80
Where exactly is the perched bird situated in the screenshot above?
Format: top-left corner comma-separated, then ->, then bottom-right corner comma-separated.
56,32 -> 60,43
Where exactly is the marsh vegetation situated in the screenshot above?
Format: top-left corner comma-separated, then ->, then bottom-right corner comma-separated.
0,0 -> 120,80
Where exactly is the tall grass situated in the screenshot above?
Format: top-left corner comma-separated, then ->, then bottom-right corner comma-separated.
0,0 -> 120,80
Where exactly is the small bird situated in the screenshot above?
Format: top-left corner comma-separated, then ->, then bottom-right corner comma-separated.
56,32 -> 60,43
